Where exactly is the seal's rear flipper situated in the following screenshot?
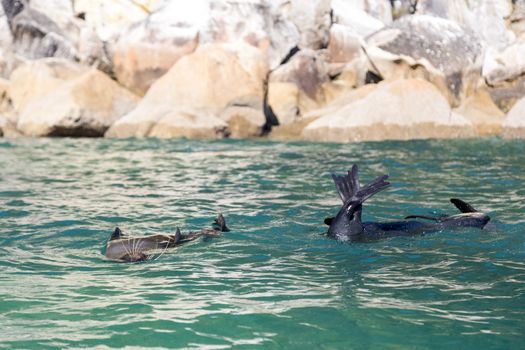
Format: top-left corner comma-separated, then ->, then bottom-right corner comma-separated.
174,227 -> 182,243
332,164 -> 360,203
110,227 -> 123,241
213,213 -> 230,232
450,198 -> 478,213
344,174 -> 390,216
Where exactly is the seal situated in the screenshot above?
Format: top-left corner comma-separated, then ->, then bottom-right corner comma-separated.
105,213 -> 229,262
325,165 -> 490,242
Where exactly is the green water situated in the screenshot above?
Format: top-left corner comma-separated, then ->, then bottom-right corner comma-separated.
0,138 -> 524,349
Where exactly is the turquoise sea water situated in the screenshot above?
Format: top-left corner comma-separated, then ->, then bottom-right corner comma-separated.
0,138 -> 524,349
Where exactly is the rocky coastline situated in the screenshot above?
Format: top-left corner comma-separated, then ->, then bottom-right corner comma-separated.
0,0 -> 524,142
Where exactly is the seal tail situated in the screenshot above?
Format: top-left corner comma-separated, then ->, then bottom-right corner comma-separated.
332,164 -> 360,203
450,198 -> 478,213
345,174 -> 390,215
213,213 -> 230,232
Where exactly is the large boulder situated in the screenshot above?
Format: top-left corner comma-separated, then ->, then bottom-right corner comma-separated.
1,0 -> 111,74
9,58 -> 88,114
502,96 -> 525,138
106,43 -> 266,138
365,15 -> 483,107
17,69 -> 138,137
302,79 -> 475,143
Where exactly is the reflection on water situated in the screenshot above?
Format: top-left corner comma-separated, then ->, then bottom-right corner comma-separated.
0,138 -> 524,348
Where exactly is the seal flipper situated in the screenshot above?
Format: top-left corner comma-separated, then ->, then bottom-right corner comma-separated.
110,227 -> 123,241
450,198 -> 478,213
332,164 -> 360,203
324,217 -> 334,226
213,213 -> 230,232
174,227 -> 182,243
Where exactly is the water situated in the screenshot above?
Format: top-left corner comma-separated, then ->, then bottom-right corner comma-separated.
0,137 -> 524,349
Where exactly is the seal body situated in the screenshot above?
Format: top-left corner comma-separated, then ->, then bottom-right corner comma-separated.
105,214 -> 229,262
326,165 -> 490,242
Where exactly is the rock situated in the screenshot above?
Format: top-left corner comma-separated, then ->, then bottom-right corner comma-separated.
508,0 -> 525,38
17,69 -> 139,137
149,110 -> 228,139
286,0 -> 331,50
453,89 -> 505,136
1,0 -> 111,74
268,49 -> 331,125
220,104 -> 266,138
268,115 -> 319,141
483,38 -> 525,87
331,0 -> 386,38
112,1 -> 201,95
9,58 -> 88,114
365,15 -> 483,107
324,24 -> 368,88
502,96 -> 525,138
302,79 -> 475,143
107,43 -> 265,138
73,0 -> 158,41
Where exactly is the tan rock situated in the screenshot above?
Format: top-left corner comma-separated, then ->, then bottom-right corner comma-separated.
303,79 -> 475,143
107,43 -> 266,138
268,116 -> 319,141
149,110 -> 228,139
453,90 -> 505,136
17,69 -> 139,137
268,50 -> 331,124
220,105 -> 266,138
502,96 -> 525,138
9,59 -> 88,113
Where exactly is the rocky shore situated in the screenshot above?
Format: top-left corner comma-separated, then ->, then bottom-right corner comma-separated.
0,0 -> 524,142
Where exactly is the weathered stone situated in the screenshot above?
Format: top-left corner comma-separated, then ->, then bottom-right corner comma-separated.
286,0 -> 331,49
17,69 -> 139,137
502,95 -> 525,138
73,0 -> 158,41
107,43 -> 265,138
453,89 -> 505,136
1,0 -> 111,74
112,1 -> 200,95
149,110 -> 229,139
268,115 -> 319,141
483,38 -> 525,85
9,58 -> 88,114
331,0 -> 385,38
303,79 -> 475,143
220,104 -> 266,138
365,15 -> 483,107
268,49 -> 331,124
488,75 -> 525,113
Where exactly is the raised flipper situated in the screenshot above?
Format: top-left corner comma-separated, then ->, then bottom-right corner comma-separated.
324,217 -> 334,226
343,173 -> 390,217
110,227 -> 124,241
213,213 -> 230,232
174,227 -> 182,243
450,198 -> 478,213
332,164 -> 360,203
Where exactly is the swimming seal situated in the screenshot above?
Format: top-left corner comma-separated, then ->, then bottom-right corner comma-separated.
105,213 -> 229,262
325,165 -> 490,242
